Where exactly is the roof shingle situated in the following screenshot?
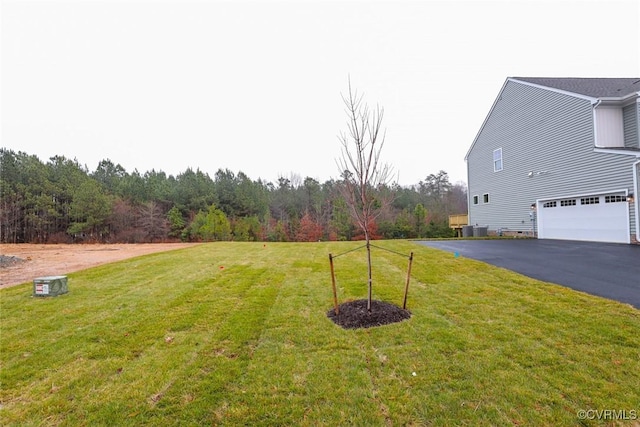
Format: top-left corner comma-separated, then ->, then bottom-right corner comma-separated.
512,77 -> 640,98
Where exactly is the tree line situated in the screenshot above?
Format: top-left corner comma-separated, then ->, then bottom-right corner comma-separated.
0,149 -> 467,244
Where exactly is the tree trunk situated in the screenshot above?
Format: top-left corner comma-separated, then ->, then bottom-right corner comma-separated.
365,229 -> 372,312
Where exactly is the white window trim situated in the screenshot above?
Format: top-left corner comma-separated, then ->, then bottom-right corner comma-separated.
473,195 -> 479,205
493,148 -> 503,172
483,193 -> 490,204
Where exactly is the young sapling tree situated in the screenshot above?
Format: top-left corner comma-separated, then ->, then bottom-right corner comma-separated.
336,79 -> 394,312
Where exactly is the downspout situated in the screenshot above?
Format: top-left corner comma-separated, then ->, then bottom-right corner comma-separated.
633,159 -> 640,243
592,99 -> 602,147
635,96 -> 640,243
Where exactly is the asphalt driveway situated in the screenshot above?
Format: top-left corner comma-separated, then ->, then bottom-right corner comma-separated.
416,239 -> 640,309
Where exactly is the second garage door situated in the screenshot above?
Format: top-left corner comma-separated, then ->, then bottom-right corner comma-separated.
537,193 -> 629,243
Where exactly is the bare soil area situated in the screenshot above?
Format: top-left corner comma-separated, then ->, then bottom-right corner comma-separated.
0,243 -> 199,289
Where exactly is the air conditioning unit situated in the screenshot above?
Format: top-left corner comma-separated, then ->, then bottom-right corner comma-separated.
33,276 -> 68,297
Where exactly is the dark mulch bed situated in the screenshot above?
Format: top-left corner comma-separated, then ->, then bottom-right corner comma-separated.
327,299 -> 411,329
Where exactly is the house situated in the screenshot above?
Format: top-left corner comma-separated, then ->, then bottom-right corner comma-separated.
465,77 -> 640,244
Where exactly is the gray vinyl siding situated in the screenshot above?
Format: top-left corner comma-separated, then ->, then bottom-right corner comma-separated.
623,103 -> 639,148
467,80 -> 637,236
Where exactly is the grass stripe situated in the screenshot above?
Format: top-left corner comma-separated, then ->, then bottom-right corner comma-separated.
1,241 -> 638,426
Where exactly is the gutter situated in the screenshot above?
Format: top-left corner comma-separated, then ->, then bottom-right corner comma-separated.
596,91 -> 640,106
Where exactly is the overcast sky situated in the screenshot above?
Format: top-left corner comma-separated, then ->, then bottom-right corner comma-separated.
2,0 -> 639,186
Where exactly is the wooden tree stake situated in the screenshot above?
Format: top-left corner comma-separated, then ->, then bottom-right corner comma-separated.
329,254 -> 339,315
402,252 -> 414,310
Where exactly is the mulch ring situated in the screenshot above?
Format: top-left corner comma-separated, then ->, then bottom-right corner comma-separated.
327,299 -> 411,329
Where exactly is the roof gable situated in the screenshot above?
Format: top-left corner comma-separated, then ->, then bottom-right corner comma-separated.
465,77 -> 640,160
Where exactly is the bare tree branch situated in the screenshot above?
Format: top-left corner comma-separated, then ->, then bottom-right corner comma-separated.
336,78 -> 395,311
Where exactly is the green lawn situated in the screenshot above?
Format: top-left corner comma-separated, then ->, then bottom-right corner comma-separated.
1,241 -> 638,426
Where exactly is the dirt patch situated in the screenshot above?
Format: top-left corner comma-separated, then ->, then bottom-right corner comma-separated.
0,243 -> 199,289
327,299 -> 411,329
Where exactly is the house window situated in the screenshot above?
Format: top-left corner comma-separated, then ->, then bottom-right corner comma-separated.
605,195 -> 625,203
493,148 -> 503,172
560,199 -> 576,207
473,195 -> 479,205
483,193 -> 490,204
543,201 -> 557,208
580,197 -> 600,205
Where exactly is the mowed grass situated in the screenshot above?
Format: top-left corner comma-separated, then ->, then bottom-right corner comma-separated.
1,241 -> 639,426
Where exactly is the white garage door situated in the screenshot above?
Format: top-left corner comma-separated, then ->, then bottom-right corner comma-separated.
537,194 -> 629,243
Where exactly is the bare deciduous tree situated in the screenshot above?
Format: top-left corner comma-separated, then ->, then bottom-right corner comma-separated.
138,201 -> 169,242
337,79 -> 394,311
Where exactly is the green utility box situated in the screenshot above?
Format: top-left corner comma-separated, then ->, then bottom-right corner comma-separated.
33,276 -> 68,297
